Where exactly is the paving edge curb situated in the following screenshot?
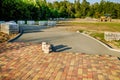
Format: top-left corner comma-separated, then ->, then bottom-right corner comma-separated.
81,33 -> 120,57
8,27 -> 23,42
7,25 -> 55,42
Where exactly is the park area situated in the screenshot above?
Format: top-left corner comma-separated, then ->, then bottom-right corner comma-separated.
0,0 -> 120,80
0,19 -> 120,80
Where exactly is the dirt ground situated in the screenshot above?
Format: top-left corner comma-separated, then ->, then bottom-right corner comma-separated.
0,32 -> 17,43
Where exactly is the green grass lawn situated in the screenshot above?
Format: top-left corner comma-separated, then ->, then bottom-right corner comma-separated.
65,22 -> 120,32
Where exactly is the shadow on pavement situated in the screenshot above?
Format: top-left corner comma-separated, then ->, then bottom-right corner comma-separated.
20,25 -> 46,33
52,44 -> 72,52
23,30 -> 44,33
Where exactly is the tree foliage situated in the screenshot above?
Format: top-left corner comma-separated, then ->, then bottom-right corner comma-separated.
0,0 -> 120,20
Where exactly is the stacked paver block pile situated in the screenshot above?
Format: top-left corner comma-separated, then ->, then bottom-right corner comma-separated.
38,21 -> 48,26
48,21 -> 56,27
104,32 -> 120,41
42,42 -> 52,53
0,22 -> 19,34
0,21 -> 5,31
27,21 -> 35,25
17,20 -> 25,25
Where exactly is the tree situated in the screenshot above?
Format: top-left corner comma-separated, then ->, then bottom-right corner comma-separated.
92,2 -> 100,18
81,0 -> 90,18
1,0 -> 120,20
74,0 -> 81,18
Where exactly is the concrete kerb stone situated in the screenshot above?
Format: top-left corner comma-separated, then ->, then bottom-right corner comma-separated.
1,22 -> 19,34
8,21 -> 17,24
42,42 -> 47,51
104,32 -> 120,41
17,20 -> 25,25
48,21 -> 56,27
8,25 -> 23,42
76,30 -> 80,33
81,33 -> 120,57
27,20 -> 35,25
38,21 -> 48,26
0,21 -> 5,31
42,42 -> 52,53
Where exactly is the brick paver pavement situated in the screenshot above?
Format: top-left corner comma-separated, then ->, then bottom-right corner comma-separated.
0,42 -> 120,80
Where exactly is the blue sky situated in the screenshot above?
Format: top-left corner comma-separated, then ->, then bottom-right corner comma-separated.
48,0 -> 120,4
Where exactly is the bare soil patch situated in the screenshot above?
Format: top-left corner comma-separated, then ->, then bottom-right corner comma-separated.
0,32 -> 17,43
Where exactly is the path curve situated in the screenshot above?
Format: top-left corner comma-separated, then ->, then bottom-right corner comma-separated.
14,26 -> 120,57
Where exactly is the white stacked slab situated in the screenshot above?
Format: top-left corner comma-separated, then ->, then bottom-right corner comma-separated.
8,21 -> 16,24
38,21 -> 48,26
42,42 -> 52,53
0,21 -> 5,23
17,20 -> 25,25
104,32 -> 120,41
27,20 -> 35,25
0,21 -> 5,31
48,21 -> 56,27
1,22 -> 19,34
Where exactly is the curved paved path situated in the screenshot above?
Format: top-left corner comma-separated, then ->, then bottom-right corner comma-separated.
14,26 -> 120,57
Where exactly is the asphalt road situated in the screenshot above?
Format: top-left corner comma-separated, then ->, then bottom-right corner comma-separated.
14,26 -> 120,57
